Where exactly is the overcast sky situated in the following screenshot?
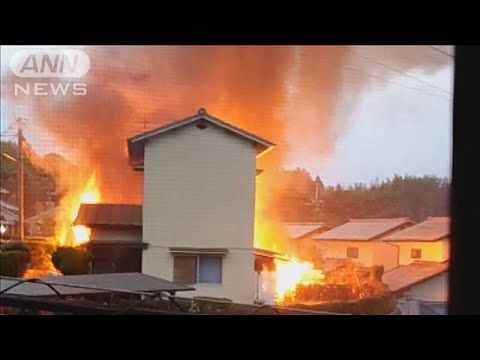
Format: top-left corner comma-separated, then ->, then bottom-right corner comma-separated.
287,65 -> 452,185
1,46 -> 453,187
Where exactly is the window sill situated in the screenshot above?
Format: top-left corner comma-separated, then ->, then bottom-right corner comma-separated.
194,283 -> 223,287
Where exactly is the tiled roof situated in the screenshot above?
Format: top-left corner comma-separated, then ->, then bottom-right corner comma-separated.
74,203 -> 142,226
383,217 -> 450,241
314,218 -> 413,241
382,261 -> 448,293
284,222 -> 329,239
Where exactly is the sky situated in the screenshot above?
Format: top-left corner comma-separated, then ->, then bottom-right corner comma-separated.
0,46 -> 453,187
287,65 -> 453,185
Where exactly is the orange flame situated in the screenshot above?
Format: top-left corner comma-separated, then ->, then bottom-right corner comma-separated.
57,172 -> 101,247
274,257 -> 325,305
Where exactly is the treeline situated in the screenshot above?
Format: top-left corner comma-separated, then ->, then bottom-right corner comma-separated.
276,169 -> 450,225
0,141 -> 56,217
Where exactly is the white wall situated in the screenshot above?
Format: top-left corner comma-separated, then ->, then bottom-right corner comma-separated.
255,270 -> 276,305
392,239 -> 449,265
143,247 -> 255,304
409,272 -> 448,302
396,272 -> 448,314
142,123 -> 257,303
372,241 -> 399,271
316,241 -> 374,267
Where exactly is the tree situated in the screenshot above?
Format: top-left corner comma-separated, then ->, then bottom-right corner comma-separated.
1,141 -> 56,218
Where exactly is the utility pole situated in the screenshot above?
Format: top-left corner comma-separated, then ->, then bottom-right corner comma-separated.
17,117 -> 25,241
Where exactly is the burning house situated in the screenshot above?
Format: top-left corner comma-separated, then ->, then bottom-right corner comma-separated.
74,203 -> 145,274
66,109 -> 397,309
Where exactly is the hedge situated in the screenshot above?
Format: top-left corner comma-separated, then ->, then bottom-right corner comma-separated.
52,247 -> 92,275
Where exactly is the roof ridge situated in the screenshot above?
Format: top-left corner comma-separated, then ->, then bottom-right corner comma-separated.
349,217 -> 409,222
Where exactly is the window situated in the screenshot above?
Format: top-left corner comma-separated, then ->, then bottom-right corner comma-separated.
173,255 -> 222,284
347,247 -> 359,258
198,256 -> 222,283
411,248 -> 422,259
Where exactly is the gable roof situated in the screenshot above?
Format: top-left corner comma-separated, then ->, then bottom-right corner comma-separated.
314,217 -> 413,241
127,108 -> 275,169
382,261 -> 448,293
383,217 -> 450,241
284,222 -> 329,239
74,203 -> 142,227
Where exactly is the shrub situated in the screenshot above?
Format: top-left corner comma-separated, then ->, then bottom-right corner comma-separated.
1,241 -> 31,254
0,251 -> 31,277
52,247 -> 92,275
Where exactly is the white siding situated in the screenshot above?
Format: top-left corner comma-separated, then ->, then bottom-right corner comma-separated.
372,241 -> 399,271
143,247 -> 255,304
409,272 -> 448,302
317,241 -> 374,267
393,239 -> 449,265
142,123 -> 257,303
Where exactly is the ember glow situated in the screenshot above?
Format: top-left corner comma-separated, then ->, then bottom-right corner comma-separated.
274,257 -> 325,305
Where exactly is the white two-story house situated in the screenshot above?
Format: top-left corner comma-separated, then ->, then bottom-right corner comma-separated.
126,108 -> 275,304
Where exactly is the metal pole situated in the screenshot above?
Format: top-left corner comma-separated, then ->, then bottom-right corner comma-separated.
17,118 -> 25,241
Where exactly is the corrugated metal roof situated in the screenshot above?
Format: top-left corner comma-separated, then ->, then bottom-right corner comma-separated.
284,222 -> 329,239
0,273 -> 194,297
41,273 -> 194,294
383,217 -> 450,241
314,218 -> 413,241
0,200 -> 18,212
74,203 -> 142,226
0,207 -> 18,223
382,261 -> 448,293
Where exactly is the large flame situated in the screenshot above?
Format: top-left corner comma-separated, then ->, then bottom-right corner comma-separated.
57,172 -> 101,247
274,257 -> 325,305
71,173 -> 101,246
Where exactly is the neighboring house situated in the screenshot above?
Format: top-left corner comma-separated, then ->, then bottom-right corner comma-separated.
313,218 -> 414,271
126,108 -> 275,304
74,203 -> 146,274
0,190 -> 18,238
382,261 -> 448,315
25,206 -> 59,237
383,217 -> 450,265
284,222 -> 330,258
380,217 -> 450,315
0,187 -> 9,200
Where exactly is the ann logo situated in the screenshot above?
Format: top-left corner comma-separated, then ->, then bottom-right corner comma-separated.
10,49 -> 90,78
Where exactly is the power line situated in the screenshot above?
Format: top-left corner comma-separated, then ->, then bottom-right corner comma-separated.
428,46 -> 454,58
343,66 -> 452,102
348,49 -> 453,96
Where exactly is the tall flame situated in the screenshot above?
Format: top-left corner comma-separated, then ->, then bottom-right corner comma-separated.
56,172 -> 101,247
